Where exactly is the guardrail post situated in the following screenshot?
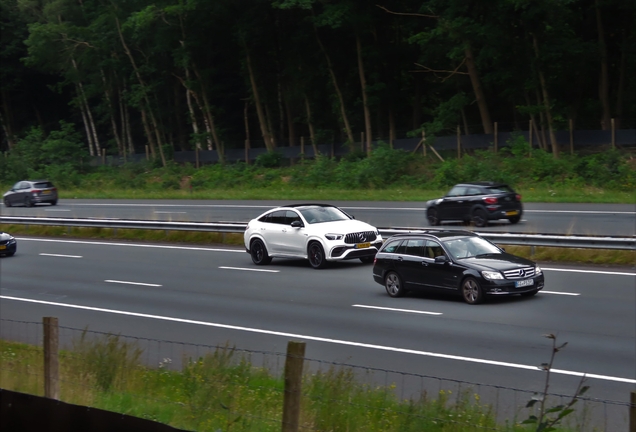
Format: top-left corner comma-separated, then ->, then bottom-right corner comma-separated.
43,317 -> 59,400
282,341 -> 305,432
630,391 -> 636,432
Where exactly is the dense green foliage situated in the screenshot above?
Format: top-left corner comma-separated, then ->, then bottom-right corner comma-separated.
3,133 -> 633,196
1,0 -> 634,161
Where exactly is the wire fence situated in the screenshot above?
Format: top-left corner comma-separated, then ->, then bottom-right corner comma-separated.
0,318 -> 632,431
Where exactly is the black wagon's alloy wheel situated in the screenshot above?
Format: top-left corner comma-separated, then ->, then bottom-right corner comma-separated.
427,208 -> 440,226
472,209 -> 488,228
308,242 -> 327,269
250,239 -> 271,265
462,277 -> 484,304
384,271 -> 405,298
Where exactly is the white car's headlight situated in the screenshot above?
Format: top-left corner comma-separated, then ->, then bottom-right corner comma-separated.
325,233 -> 344,241
535,266 -> 542,275
482,271 -> 503,280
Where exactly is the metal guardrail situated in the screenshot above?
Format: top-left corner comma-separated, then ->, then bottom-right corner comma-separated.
1,216 -> 635,250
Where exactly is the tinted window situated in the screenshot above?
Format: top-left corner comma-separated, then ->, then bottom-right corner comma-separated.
466,187 -> 482,196
285,210 -> 301,225
382,240 -> 402,253
425,240 -> 446,259
404,239 -> 427,257
446,186 -> 468,197
269,210 -> 287,224
486,185 -> 513,194
34,182 -> 54,188
11,182 -> 21,190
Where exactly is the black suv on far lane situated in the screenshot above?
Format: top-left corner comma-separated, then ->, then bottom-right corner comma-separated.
426,182 -> 522,228
372,230 -> 544,304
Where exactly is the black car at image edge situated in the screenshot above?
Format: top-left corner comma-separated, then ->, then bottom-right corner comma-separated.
426,181 -> 522,228
372,230 -> 544,304
0,232 -> 17,257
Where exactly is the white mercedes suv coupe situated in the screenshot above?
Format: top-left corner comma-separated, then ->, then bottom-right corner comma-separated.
244,204 -> 383,269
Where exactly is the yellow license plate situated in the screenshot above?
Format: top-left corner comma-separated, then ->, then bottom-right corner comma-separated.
42,190 -> 51,194
506,210 -> 519,216
356,242 -> 371,249
0,245 -> 6,250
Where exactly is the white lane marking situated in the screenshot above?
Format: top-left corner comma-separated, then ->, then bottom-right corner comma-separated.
353,304 -> 442,315
1,295 -> 633,385
39,253 -> 82,259
154,211 -> 187,214
14,238 -> 635,276
543,268 -> 636,276
105,280 -> 162,287
540,291 -> 581,296
62,203 -> 636,214
44,209 -> 70,212
220,266 -> 279,273
18,238 -> 244,253
525,210 -> 635,215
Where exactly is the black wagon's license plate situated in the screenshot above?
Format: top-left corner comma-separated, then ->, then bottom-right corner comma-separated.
356,242 -> 371,249
515,279 -> 534,288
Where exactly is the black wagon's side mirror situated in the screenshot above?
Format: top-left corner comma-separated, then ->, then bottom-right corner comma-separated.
434,255 -> 449,264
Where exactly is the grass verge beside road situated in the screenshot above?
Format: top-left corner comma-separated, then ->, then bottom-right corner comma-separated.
2,224 -> 634,266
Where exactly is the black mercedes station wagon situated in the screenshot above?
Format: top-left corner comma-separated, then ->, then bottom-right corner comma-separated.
372,230 -> 544,304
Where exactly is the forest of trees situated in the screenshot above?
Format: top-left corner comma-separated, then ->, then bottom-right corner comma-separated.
1,0 -> 634,166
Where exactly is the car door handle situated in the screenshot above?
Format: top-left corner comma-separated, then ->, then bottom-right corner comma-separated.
282,229 -> 287,233
397,256 -> 403,261
421,261 -> 428,266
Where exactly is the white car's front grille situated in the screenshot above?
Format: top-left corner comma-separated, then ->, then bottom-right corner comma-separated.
344,231 -> 377,244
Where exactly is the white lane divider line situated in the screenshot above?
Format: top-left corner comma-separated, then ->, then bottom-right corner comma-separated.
540,291 -> 581,296
525,210 -> 636,215
219,266 -> 280,273
353,304 -> 442,316
1,295 -> 634,385
39,253 -> 82,259
543,268 -> 636,276
154,211 -> 187,214
105,280 -> 162,287
44,209 -> 70,211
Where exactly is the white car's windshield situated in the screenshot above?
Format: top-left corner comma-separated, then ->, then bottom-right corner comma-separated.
442,236 -> 502,259
299,206 -> 350,224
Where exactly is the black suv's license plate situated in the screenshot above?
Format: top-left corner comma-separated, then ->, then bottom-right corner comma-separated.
515,279 -> 534,288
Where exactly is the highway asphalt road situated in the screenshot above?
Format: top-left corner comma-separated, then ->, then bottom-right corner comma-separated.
1,199 -> 635,236
1,237 -> 634,428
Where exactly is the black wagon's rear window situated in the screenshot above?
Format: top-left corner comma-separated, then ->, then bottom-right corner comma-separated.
34,182 -> 54,188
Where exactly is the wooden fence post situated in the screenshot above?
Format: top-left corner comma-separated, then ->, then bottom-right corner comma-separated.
43,317 -> 59,400
195,145 -> 200,168
422,130 -> 427,156
282,341 -> 306,432
145,145 -> 149,161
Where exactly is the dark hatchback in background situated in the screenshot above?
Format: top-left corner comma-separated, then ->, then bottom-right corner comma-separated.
372,230 -> 544,304
426,182 -> 522,228
3,180 -> 58,207
0,232 -> 17,256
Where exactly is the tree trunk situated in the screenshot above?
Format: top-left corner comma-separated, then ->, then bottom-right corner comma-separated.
532,34 -> 559,158
72,59 -> 100,155
464,43 -> 493,134
0,91 -> 16,149
314,24 -> 355,149
115,15 -> 166,166
595,0 -> 611,130
100,69 -> 123,156
285,95 -> 296,148
76,85 -> 95,156
614,39 -> 626,129
245,50 -> 275,151
356,33 -> 372,155
304,95 -> 319,157
412,79 -> 422,130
